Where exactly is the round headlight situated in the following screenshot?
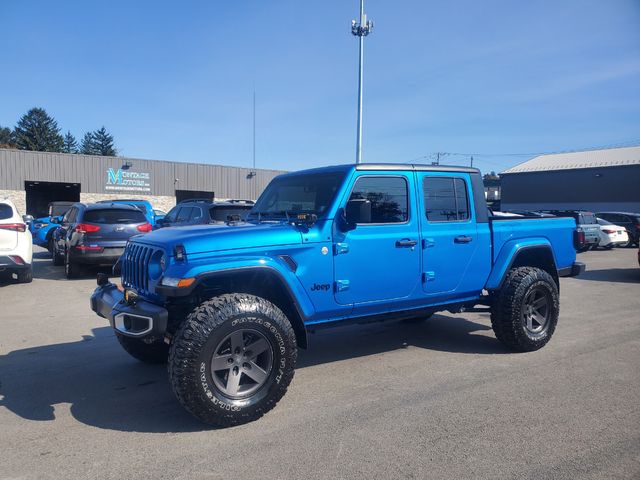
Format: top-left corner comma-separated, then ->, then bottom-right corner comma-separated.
148,251 -> 166,280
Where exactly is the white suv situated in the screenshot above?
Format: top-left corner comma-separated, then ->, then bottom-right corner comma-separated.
0,198 -> 33,283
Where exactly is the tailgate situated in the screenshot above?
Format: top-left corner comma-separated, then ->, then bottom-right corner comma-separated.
0,228 -> 18,251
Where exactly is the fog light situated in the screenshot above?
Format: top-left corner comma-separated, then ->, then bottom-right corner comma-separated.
124,289 -> 140,305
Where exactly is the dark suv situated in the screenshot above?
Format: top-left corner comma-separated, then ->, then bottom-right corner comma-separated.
157,200 -> 254,228
52,203 -> 152,278
596,212 -> 640,247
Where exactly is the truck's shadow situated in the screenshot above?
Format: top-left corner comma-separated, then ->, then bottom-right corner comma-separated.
573,267 -> 640,284
0,316 -> 504,433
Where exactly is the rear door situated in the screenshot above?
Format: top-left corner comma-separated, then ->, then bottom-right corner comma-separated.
418,173 -> 480,298
0,202 -> 19,251
333,173 -> 421,305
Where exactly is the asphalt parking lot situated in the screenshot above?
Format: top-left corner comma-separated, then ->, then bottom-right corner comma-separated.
1,246 -> 639,480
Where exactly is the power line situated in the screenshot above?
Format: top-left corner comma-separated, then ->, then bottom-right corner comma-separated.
410,138 -> 640,164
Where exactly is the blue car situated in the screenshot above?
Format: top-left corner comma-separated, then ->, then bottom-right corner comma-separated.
96,199 -> 158,226
29,201 -> 74,251
91,163 -> 585,427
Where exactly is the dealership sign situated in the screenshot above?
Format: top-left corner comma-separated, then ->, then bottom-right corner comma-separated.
105,168 -> 151,193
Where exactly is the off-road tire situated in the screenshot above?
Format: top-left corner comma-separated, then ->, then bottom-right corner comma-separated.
17,266 -> 33,283
47,237 -> 55,254
491,266 -> 559,352
168,293 -> 297,427
115,332 -> 169,364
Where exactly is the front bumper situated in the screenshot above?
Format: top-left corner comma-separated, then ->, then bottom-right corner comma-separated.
558,262 -> 586,277
90,282 -> 168,338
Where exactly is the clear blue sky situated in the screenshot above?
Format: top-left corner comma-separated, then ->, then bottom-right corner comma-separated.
1,0 -> 639,174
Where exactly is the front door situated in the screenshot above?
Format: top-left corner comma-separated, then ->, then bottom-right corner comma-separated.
418,173 -> 479,299
333,173 -> 421,305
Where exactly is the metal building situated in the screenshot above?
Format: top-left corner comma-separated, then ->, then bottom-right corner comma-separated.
500,146 -> 640,213
0,149 -> 285,216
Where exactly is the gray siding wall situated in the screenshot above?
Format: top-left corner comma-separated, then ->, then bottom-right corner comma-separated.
0,149 -> 285,199
501,165 -> 640,212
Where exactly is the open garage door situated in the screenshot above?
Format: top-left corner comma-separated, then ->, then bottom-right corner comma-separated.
25,181 -> 80,218
175,189 -> 214,203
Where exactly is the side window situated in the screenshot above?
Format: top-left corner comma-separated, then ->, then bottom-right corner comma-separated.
349,176 -> 408,223
164,206 -> 179,222
176,207 -> 193,222
66,208 -> 78,224
423,177 -> 470,222
190,207 -> 204,222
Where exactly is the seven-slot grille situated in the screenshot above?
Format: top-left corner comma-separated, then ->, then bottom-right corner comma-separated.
121,243 -> 154,293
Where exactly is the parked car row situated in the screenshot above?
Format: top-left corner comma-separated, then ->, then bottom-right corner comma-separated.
18,197 -> 256,281
495,209 -> 639,252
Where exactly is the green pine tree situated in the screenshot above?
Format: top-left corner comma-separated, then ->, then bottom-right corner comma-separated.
80,131 -> 98,155
62,131 -> 78,153
92,126 -> 117,156
13,107 -> 64,152
0,126 -> 15,148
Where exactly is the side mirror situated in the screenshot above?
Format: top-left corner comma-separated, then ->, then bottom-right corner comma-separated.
50,216 -> 61,224
156,218 -> 166,228
22,215 -> 34,224
346,199 -> 371,224
338,199 -> 371,231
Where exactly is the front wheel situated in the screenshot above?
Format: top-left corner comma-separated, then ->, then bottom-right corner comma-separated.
168,293 -> 297,427
491,266 -> 559,352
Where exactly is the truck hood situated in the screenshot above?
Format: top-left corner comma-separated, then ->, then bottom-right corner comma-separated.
135,222 -> 303,255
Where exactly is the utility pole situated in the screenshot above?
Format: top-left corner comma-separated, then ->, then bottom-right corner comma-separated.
351,0 -> 373,164
253,89 -> 256,171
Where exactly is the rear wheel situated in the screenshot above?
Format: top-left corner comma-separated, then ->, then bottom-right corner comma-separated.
491,266 -> 559,352
168,293 -> 297,427
17,266 -> 33,283
65,253 -> 81,279
52,245 -> 64,266
115,333 -> 169,364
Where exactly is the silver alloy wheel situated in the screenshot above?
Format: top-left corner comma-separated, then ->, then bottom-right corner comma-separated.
522,286 -> 550,336
210,328 -> 273,399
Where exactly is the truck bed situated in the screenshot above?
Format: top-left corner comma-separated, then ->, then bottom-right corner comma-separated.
489,216 -> 577,272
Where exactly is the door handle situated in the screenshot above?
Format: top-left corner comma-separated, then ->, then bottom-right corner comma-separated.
454,235 -> 473,244
396,239 -> 418,248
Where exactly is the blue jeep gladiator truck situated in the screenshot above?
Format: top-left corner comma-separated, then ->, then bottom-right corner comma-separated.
91,163 -> 584,426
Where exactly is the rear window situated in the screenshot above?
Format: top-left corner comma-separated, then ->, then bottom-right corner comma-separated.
83,209 -> 146,224
0,203 -> 13,220
210,206 -> 252,222
579,212 -> 596,224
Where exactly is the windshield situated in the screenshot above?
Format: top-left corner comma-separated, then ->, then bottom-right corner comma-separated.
249,172 -> 346,219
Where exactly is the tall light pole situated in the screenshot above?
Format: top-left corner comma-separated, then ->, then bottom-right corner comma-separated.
352,0 -> 373,164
